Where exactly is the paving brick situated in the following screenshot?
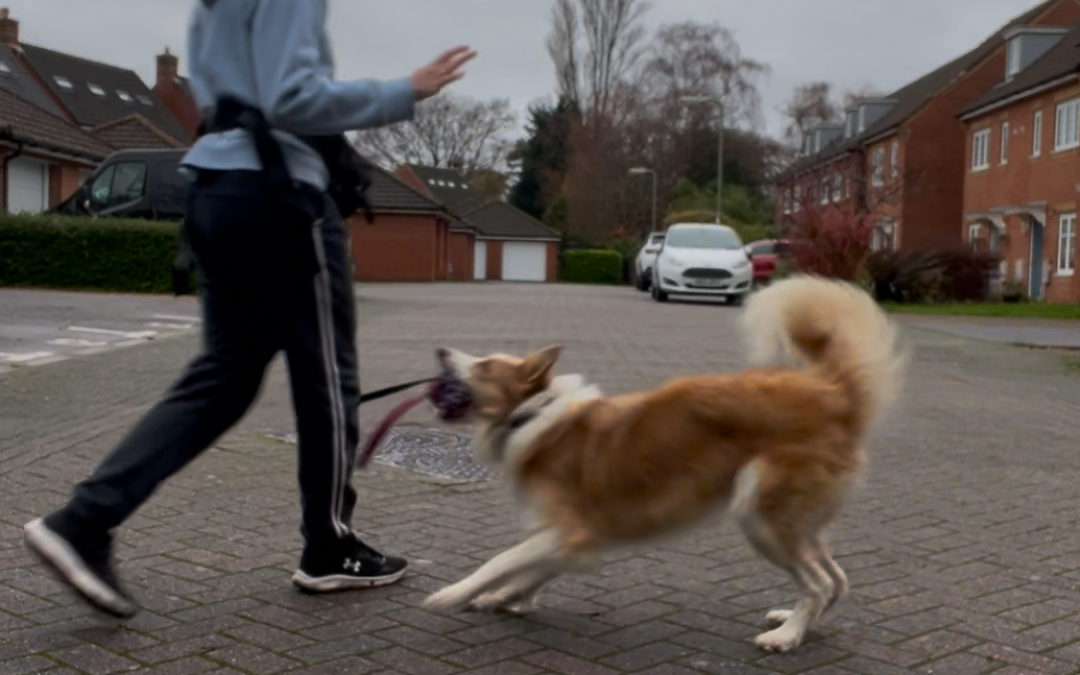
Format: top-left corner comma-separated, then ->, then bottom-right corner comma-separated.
51,643 -> 140,674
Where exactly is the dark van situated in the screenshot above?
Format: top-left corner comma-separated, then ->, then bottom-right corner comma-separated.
52,148 -> 188,220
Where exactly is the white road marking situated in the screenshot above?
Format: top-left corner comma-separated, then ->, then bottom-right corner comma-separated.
152,313 -> 201,323
0,351 -> 55,363
145,322 -> 193,330
67,326 -> 157,339
49,338 -> 107,347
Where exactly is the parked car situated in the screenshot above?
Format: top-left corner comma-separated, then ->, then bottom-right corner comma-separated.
633,231 -> 666,290
52,148 -> 188,220
651,223 -> 752,305
744,238 -> 791,286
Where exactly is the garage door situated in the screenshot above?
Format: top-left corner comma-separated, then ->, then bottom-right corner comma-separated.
7,158 -> 50,214
474,241 -> 487,280
502,242 -> 547,282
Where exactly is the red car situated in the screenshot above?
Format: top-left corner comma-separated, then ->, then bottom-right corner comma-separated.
744,239 -> 791,285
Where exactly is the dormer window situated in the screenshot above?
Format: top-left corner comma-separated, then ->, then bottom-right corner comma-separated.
1006,37 -> 1022,78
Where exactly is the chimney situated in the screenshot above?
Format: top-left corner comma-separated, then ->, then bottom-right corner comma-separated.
156,46 -> 178,87
0,8 -> 19,47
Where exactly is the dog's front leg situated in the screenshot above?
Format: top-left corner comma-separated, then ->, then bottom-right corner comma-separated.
469,567 -> 560,614
423,530 -> 562,612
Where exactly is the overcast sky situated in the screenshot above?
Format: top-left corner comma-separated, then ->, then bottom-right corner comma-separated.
4,0 -> 1044,140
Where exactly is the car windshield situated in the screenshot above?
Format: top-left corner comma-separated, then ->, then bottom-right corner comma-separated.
665,226 -> 741,250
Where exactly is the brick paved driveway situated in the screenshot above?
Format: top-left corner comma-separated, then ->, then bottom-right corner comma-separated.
1,282 -> 1078,674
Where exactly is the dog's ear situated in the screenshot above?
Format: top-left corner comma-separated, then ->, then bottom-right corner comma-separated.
521,345 -> 562,384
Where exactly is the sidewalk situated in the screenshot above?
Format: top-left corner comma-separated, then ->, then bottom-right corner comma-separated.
2,283 -> 1080,674
897,314 -> 1080,350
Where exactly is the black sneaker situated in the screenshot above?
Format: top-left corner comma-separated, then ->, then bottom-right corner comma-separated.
23,515 -> 137,618
292,535 -> 407,592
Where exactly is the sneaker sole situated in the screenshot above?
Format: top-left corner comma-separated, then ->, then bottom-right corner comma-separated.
290,566 -> 407,593
23,519 -> 137,618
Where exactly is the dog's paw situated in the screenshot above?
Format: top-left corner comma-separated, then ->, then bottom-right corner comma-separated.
468,592 -> 537,615
753,626 -> 802,653
422,586 -> 471,612
764,609 -> 793,629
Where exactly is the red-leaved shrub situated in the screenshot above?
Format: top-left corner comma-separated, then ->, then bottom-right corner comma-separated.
787,206 -> 872,281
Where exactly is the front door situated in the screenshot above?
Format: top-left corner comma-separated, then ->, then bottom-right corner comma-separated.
473,241 -> 487,280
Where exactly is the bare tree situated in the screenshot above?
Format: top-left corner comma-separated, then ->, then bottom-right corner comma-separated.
781,82 -> 840,149
352,94 -> 516,174
547,0 -> 651,124
842,83 -> 884,110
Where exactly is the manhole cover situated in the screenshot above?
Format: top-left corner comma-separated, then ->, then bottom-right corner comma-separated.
262,426 -> 498,482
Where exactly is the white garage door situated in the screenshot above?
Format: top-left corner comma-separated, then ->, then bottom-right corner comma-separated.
7,158 -> 50,214
502,241 -> 547,282
474,241 -> 487,280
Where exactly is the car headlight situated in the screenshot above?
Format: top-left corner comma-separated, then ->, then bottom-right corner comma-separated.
733,257 -> 750,270
664,256 -> 685,267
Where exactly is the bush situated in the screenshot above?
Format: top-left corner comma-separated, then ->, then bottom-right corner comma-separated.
865,248 -> 999,303
0,213 -> 187,293
561,249 -> 623,284
788,206 -> 872,281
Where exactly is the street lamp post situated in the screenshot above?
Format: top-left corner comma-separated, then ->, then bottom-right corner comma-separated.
628,167 -> 657,233
680,95 -> 724,225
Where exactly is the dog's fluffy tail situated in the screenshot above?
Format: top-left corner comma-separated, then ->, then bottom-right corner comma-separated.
740,275 -> 905,434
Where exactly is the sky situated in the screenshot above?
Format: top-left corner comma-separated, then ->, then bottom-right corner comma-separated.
2,0 -> 1046,140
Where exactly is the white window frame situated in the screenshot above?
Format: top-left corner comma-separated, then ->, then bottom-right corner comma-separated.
819,176 -> 830,205
1007,37 -> 1022,78
1055,98 -> 1080,151
1033,110 -> 1043,157
972,128 -> 991,170
793,186 -> 801,212
832,173 -> 842,202
968,223 -> 981,250
783,188 -> 792,215
890,141 -> 899,178
1058,212 -> 1076,275
1000,122 -> 1009,164
871,147 -> 885,187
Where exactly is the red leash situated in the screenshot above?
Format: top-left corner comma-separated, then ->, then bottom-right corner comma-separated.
356,383 -> 433,468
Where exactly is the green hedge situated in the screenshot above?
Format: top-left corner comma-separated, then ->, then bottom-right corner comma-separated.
0,213 -> 186,293
561,249 -> 623,284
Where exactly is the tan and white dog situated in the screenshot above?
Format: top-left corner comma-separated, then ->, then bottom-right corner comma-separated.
422,276 -> 905,653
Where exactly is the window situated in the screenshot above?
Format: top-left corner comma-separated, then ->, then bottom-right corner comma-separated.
117,90 -> 132,102
1055,98 -> 1080,151
53,75 -> 73,89
793,186 -> 801,212
820,176 -> 829,205
136,94 -> 153,106
1000,122 -> 1009,164
88,83 -> 105,96
872,147 -> 885,186
890,141 -> 899,178
972,129 -> 991,170
0,61 -> 10,73
832,173 -> 842,202
1007,37 -> 1022,78
968,223 -> 981,249
872,219 -> 895,252
783,189 -> 792,215
1058,213 -> 1076,275
88,162 -> 147,212
1033,110 -> 1043,156
1015,258 -> 1025,281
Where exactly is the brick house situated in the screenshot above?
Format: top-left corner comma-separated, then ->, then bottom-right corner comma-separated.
0,8 -> 190,213
959,21 -> 1080,302
396,164 -> 562,281
774,0 -> 1080,255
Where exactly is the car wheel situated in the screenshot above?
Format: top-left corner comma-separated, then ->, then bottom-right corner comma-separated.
652,283 -> 668,302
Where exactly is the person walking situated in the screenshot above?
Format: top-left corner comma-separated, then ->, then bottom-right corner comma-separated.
24,0 -> 475,618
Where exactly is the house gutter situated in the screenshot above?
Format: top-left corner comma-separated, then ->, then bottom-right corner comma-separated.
959,73 -> 1080,121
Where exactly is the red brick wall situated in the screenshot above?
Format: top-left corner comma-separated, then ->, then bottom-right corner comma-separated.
448,231 -> 474,281
546,241 -> 560,281
485,240 -> 503,280
349,213 -> 443,282
904,0 -> 1080,253
963,81 -> 1080,303
47,162 -> 84,207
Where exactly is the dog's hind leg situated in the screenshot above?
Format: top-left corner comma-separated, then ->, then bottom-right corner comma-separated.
469,567 -> 559,614
732,460 -> 837,652
813,540 -> 848,615
423,530 -> 563,612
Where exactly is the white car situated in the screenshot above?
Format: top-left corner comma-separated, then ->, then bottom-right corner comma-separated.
651,223 -> 753,305
633,232 -> 665,291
